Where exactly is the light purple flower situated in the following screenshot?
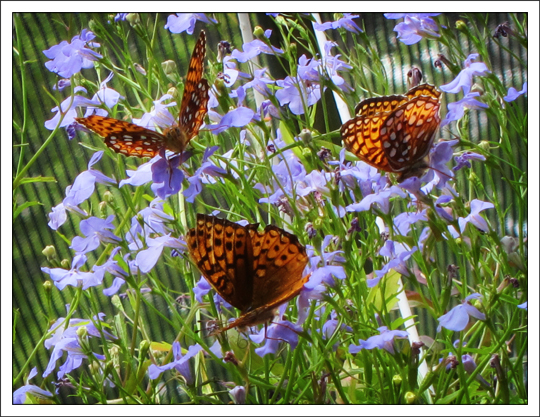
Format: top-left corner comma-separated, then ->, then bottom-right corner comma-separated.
275,74 -> 322,115
13,367 -> 53,404
440,54 -> 491,94
184,146 -> 227,202
70,215 -> 121,254
135,234 -> 187,273
125,199 -> 174,250
437,293 -> 486,332
44,86 -> 100,131
346,185 -> 406,214
207,106 -> 255,134
385,13 -> 441,45
164,13 -> 217,35
441,92 -> 489,127
231,29 -> 284,63
458,199 -> 494,233
148,341 -> 203,386
114,13 -> 128,22
131,94 -> 177,130
369,240 -> 417,287
229,386 -> 246,404
349,326 -> 409,354
243,67 -> 275,97
453,151 -> 486,171
150,152 -> 189,200
393,210 -> 427,236
43,29 -> 102,78
42,313 -> 114,379
503,81 -> 527,102
81,72 -> 123,118
250,320 -> 302,357
42,254 -> 104,291
517,301 -> 527,311
313,13 -> 362,34
462,354 -> 490,387
435,195 -> 455,222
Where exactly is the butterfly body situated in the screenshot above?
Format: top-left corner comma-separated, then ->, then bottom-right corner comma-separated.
341,84 -> 441,181
76,30 -> 209,158
187,214 -> 309,333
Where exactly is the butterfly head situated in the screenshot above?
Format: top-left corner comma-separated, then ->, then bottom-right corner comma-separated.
162,125 -> 190,154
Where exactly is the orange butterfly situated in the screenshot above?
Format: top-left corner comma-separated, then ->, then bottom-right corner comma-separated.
187,214 -> 309,334
76,30 -> 209,158
341,84 -> 441,181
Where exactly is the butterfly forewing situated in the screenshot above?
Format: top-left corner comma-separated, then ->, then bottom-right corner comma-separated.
341,84 -> 441,180
178,30 -> 210,143
75,115 -> 165,158
187,214 -> 309,333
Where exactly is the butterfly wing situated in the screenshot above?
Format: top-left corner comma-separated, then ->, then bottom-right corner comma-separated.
380,95 -> 441,173
187,214 -> 254,312
406,83 -> 441,100
177,30 -> 210,144
248,225 -> 309,312
354,94 -> 407,116
75,115 -> 165,158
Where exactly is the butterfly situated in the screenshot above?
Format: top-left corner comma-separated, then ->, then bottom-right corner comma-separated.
187,214 -> 309,333
340,84 -> 441,181
75,30 -> 209,158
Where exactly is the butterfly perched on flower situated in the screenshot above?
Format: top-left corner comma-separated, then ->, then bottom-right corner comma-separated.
340,84 -> 441,181
187,214 -> 309,334
76,30 -> 209,158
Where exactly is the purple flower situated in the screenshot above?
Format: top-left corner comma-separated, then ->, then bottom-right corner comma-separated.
453,151 -> 486,171
349,326 -> 409,354
114,13 -> 128,22
462,354 -> 490,387
193,276 -> 212,303
42,313 -> 114,379
184,146 -> 227,202
437,293 -> 486,332
296,170 -> 331,197
346,185 -> 406,214
42,254 -> 104,291
322,41 -> 353,92
132,94 -> 177,130
207,106 -> 255,134
517,301 -> 527,311
458,199 -> 494,233
44,86 -> 101,131
229,386 -> 246,404
503,81 -> 527,102
164,13 -> 217,34
275,74 -> 322,115
321,311 -> 353,351
369,240 -> 417,287
70,215 -> 121,254
13,367 -> 53,404
135,234 -> 187,273
441,92 -> 489,127
313,13 -> 362,34
440,54 -> 491,94
81,72 -> 123,118
125,199 -> 174,250
47,151 -> 116,230
150,152 -> 188,200
102,277 -> 126,297
250,320 -> 303,357
393,210 -> 427,236
243,67 -> 275,97
43,29 -> 102,78
385,13 -> 441,45
52,78 -> 71,91
230,29 -> 284,63
148,341 -> 203,386
435,195 -> 455,222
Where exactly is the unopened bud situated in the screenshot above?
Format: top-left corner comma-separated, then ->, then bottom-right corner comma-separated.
404,391 -> 417,404
161,60 -> 177,76
42,245 -> 57,261
253,26 -> 265,39
126,13 -> 141,26
61,259 -> 70,269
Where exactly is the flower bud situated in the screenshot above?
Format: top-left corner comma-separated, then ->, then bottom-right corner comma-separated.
134,63 -> 147,76
253,26 -> 265,39
76,326 -> 88,338
275,15 -> 287,26
392,374 -> 402,387
161,60 -> 177,77
61,259 -> 70,269
126,13 -> 141,26
478,140 -> 490,151
299,128 -> 312,145
404,391 -> 417,404
43,280 -> 53,292
99,201 -> 108,217
42,245 -> 57,261
455,20 -> 467,31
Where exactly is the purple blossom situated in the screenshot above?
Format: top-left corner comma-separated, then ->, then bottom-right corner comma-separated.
47,151 -> 116,230
193,276 -> 212,303
414,139 -> 458,190
42,313 -> 114,379
230,29 -> 284,63
349,326 -> 409,354
81,72 -> 123,118
440,54 -> 491,94
148,341 -> 203,386
321,41 -> 353,92
250,320 -> 303,357
462,354 -> 490,387
132,94 -> 177,130
437,293 -> 486,332
150,152 -> 189,200
164,13 -> 217,35
313,13 -> 362,34
321,311 -> 353,351
13,367 -> 53,404
303,235 -> 346,290
44,86 -> 100,131
458,199 -> 494,233
503,81 -> 527,102
275,74 -> 322,115
393,210 -> 427,236
42,254 -> 103,291
43,29 -> 102,78
70,215 -> 121,254
102,277 -> 126,296
517,301 -> 527,311
135,234 -> 187,273
229,386 -> 246,404
184,146 -> 227,202
441,92 -> 489,127
125,199 -> 174,251
369,240 -> 417,287
243,67 -> 275,97
346,185 -> 406,214
385,13 -> 441,45
207,106 -> 255,134
453,151 -> 486,171
52,78 -> 71,91
114,13 -> 128,22
435,195 -> 455,222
